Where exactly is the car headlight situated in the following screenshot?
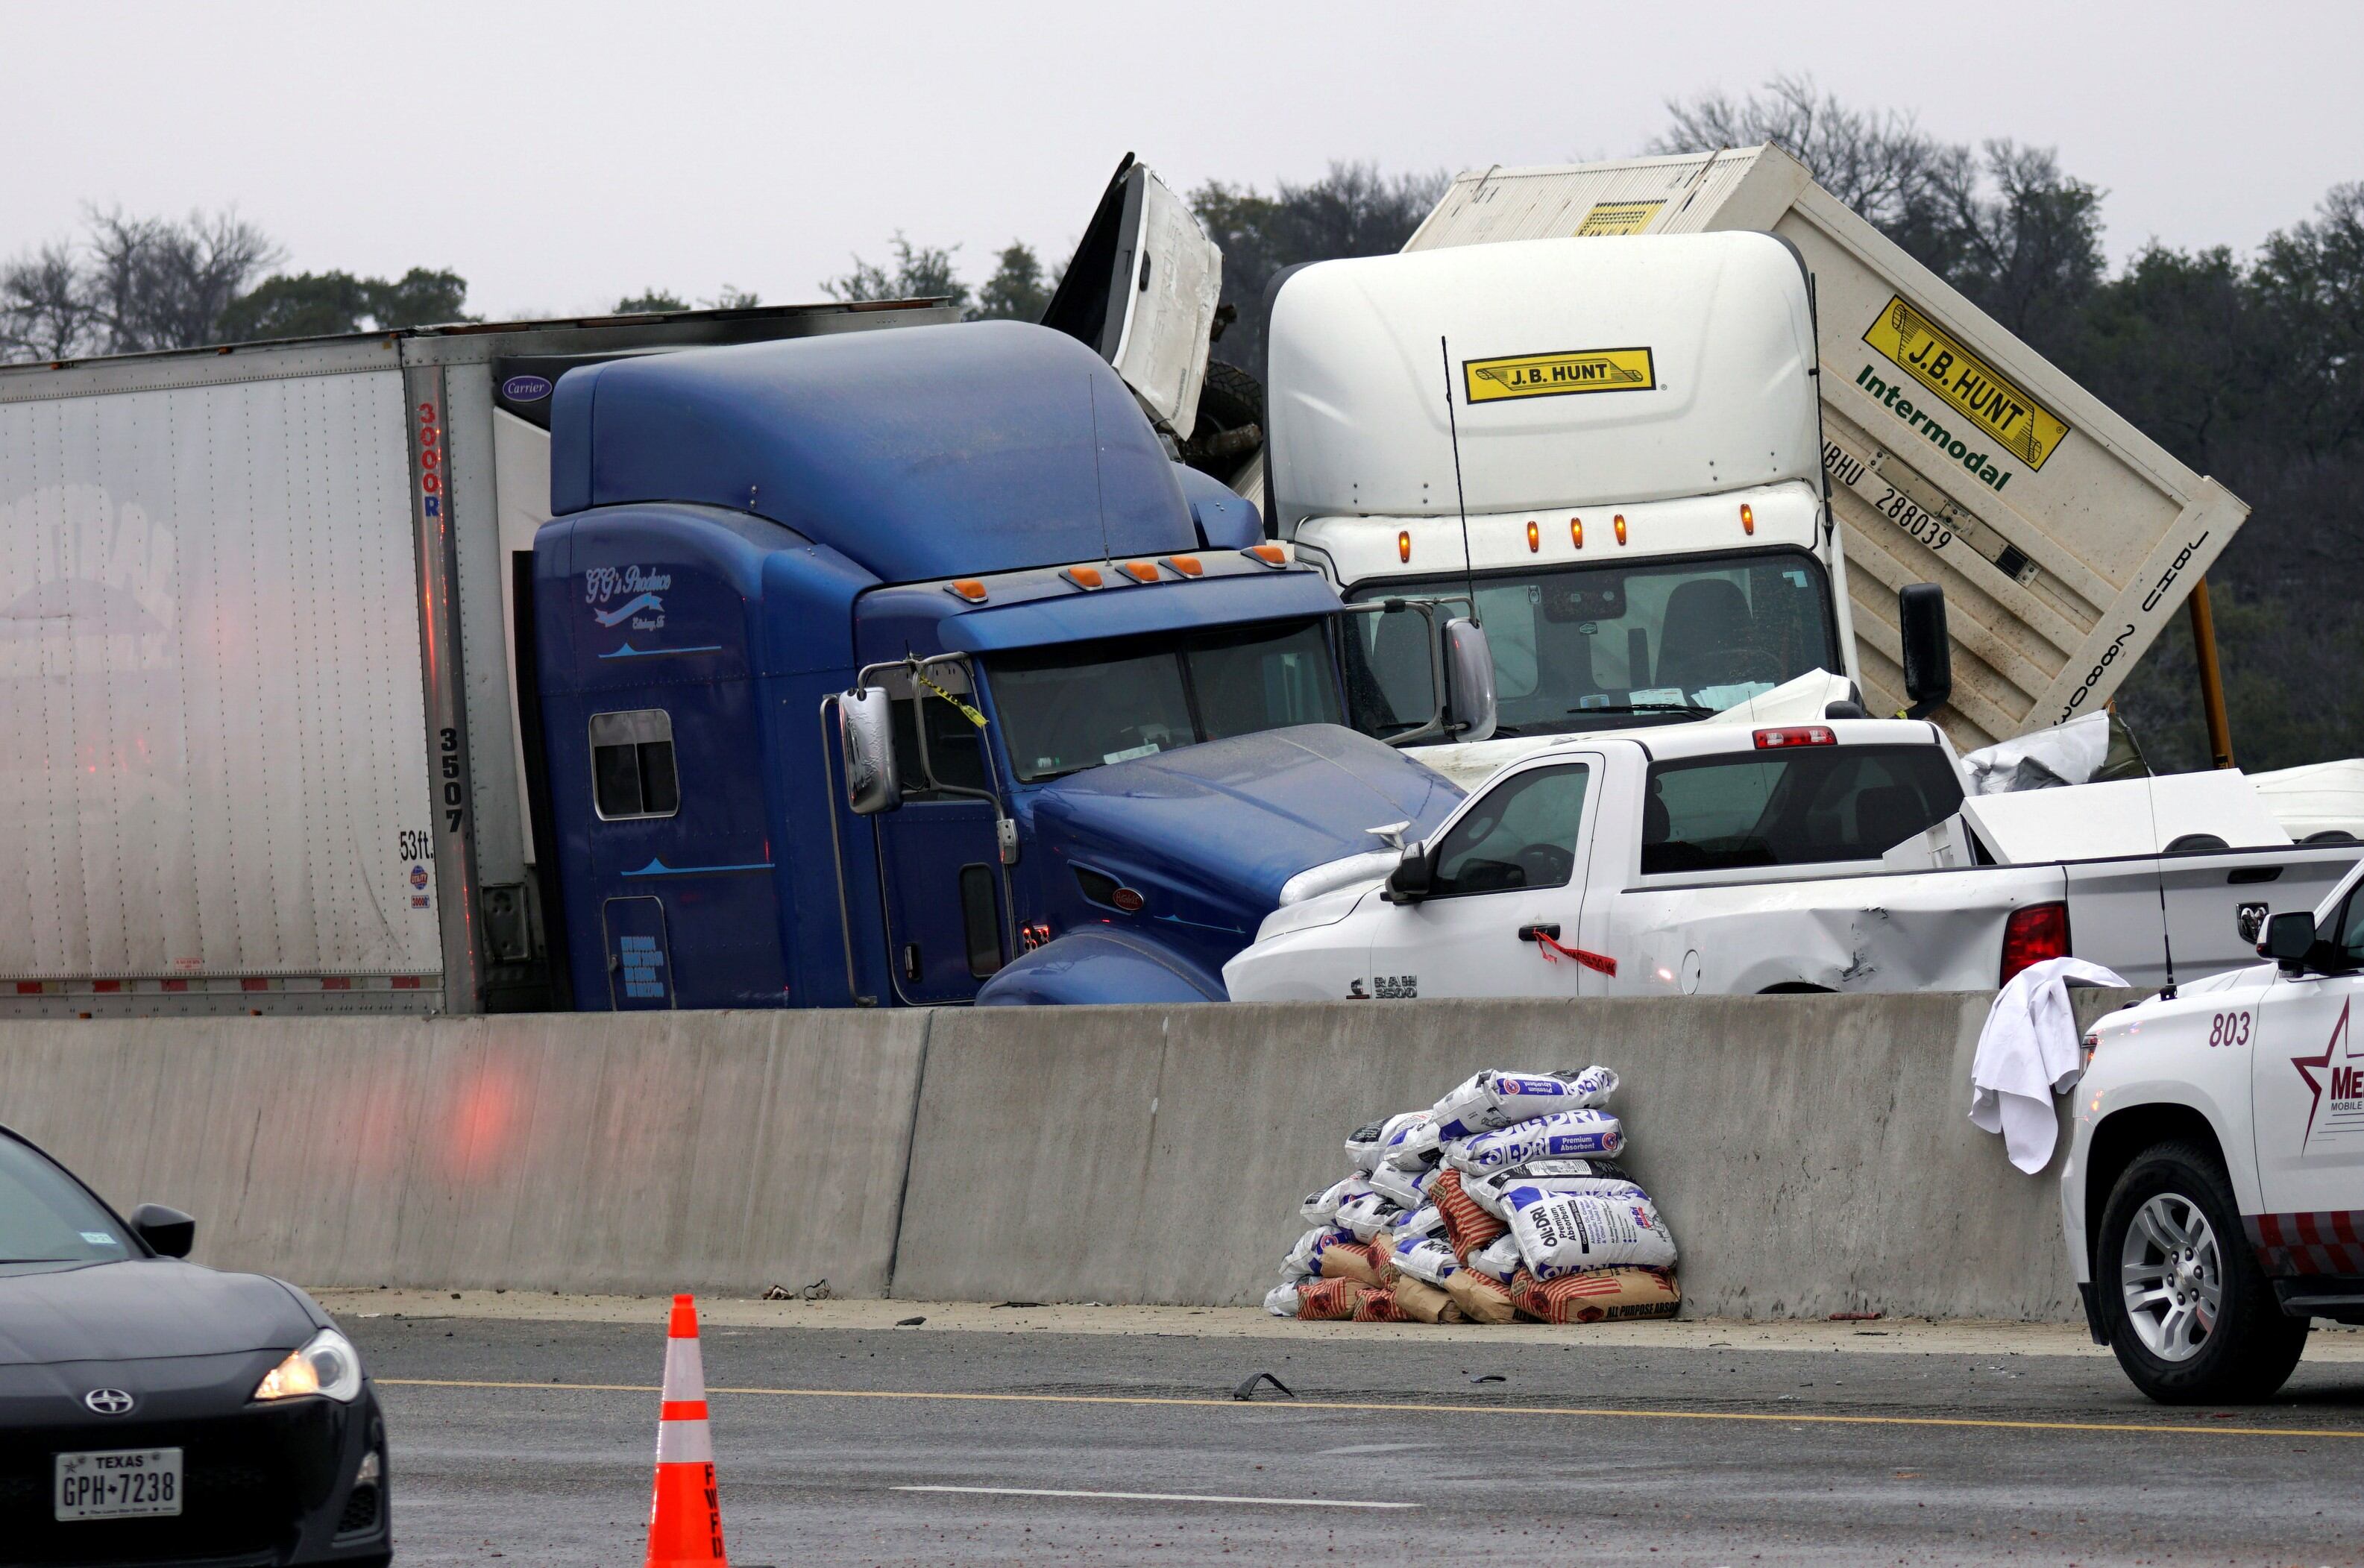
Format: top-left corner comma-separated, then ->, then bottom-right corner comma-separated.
254,1327 -> 364,1402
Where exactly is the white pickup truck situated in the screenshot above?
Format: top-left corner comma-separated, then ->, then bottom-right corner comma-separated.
2063,857 -> 2364,1402
1221,719 -> 2361,1002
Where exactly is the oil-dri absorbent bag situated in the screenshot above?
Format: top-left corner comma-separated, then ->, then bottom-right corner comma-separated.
1335,1191 -> 1402,1242
1363,1162 -> 1428,1212
1300,1176 -> 1371,1225
1283,1224 -> 1357,1280
1389,1235 -> 1461,1286
1503,1184 -> 1677,1275
1447,1109 -> 1624,1173
1345,1111 -> 1429,1174
1430,1067 -> 1619,1139
1465,1160 -> 1635,1222
1380,1115 -> 1442,1170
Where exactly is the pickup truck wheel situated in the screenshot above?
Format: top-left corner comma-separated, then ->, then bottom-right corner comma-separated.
2095,1141 -> 2308,1404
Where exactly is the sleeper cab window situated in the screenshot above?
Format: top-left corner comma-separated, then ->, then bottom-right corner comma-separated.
590,709 -> 680,820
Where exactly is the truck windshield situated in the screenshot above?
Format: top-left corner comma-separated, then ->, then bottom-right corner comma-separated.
987,618 -> 1343,783
1345,549 -> 1838,737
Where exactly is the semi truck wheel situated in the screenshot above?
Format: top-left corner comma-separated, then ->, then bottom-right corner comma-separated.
2094,1141 -> 2308,1403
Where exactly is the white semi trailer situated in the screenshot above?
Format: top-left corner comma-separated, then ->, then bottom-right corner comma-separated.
1395,145 -> 2251,755
0,300 -> 950,1016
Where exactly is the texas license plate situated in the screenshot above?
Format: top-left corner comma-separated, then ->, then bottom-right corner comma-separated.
55,1447 -> 183,1520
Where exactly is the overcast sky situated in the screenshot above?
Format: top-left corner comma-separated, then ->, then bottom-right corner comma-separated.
7,1 -> 2357,319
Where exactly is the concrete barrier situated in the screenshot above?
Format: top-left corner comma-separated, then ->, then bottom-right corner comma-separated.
0,1010 -> 929,1297
893,992 -> 2136,1320
0,990 -> 2137,1319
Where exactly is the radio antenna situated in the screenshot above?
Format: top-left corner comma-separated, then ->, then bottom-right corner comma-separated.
2144,769 -> 2178,1000
1440,336 -> 1475,608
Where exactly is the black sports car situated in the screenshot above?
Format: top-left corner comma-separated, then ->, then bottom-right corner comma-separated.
0,1124 -> 389,1567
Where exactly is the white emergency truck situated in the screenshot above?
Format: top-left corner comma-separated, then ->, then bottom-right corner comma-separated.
2064,859 -> 2364,1402
1265,233 -> 1916,791
1222,720 -> 2360,1003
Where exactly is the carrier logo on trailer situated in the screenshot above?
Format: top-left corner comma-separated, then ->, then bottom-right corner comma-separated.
501,375 -> 553,401
1463,347 -> 1655,404
1862,295 -> 2071,472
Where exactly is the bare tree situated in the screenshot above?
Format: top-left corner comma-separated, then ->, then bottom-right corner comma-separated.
83,208 -> 283,353
1652,73 -> 1949,232
0,240 -> 96,359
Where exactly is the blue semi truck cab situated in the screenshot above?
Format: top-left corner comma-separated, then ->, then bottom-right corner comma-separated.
531,321 -> 1472,1009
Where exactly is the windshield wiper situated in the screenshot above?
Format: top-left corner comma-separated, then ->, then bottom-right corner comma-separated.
1567,702 -> 1716,717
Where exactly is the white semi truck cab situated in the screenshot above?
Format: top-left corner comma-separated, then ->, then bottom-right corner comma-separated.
1263,233 -> 1939,787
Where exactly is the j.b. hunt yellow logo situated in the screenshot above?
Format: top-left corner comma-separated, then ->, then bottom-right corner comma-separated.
1463,347 -> 1656,404
1862,295 -> 2070,471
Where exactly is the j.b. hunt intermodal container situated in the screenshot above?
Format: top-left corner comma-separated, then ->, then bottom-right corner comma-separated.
0,301 -> 950,1016
1404,145 -> 2248,751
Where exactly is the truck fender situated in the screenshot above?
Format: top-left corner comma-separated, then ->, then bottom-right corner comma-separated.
974,928 -> 1228,1007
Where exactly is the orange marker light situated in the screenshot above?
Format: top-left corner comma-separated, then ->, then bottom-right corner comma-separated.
1164,555 -> 1204,577
1119,560 -> 1160,583
1527,520 -> 1540,553
1740,503 -> 1755,535
1570,517 -> 1584,550
1062,565 -> 1104,590
1244,544 -> 1288,567
1398,530 -> 1412,563
1613,513 -> 1628,547
946,579 -> 988,602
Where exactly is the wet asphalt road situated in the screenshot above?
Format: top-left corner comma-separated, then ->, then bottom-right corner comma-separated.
356,1314 -> 2364,1567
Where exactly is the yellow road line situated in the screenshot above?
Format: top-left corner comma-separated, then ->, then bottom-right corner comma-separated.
377,1378 -> 2364,1441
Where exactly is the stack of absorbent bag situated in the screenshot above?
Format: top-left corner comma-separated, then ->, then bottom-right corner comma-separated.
1264,1068 -> 1680,1326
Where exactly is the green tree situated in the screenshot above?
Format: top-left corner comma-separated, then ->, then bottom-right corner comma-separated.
219,267 -> 471,340
823,234 -> 969,311
1189,162 -> 1448,379
972,242 -> 1051,321
614,289 -> 691,313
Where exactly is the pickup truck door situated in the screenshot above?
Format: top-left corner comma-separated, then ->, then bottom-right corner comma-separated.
2249,884 -> 2364,1262
1362,757 -> 1602,999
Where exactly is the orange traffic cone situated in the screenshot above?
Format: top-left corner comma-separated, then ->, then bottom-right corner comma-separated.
645,1294 -> 729,1568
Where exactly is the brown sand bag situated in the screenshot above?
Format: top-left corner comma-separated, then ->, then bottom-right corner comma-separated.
1512,1267 -> 1682,1324
1295,1278 -> 1368,1320
1443,1266 -> 1519,1325
1352,1285 -> 1414,1323
1319,1244 -> 1383,1287
1432,1168 -> 1509,1262
1387,1275 -> 1465,1323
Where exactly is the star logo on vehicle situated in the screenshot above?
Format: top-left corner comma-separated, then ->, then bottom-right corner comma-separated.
83,1388 -> 133,1416
2291,997 -> 2357,1147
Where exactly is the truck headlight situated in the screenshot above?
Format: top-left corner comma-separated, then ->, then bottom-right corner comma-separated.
254,1328 -> 364,1402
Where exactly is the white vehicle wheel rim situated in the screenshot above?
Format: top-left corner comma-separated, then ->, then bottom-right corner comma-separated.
2119,1191 -> 2224,1364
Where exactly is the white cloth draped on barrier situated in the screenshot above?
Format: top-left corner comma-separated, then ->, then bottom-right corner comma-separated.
1971,957 -> 2130,1173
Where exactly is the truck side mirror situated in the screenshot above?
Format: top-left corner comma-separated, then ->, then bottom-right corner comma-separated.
2266,910 -> 2318,969
1442,618 -> 1497,743
1898,583 -> 1952,720
838,687 -> 901,815
1383,843 -> 1434,904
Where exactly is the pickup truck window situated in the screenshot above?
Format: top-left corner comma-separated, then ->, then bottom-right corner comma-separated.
1641,743 -> 1964,875
1430,764 -> 1591,896
1346,550 -> 1837,737
988,619 -> 1342,783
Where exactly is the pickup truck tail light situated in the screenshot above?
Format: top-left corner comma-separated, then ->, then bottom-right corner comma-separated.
2000,901 -> 2071,984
